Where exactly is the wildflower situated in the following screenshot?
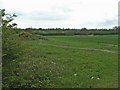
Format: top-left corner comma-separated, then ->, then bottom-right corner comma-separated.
74,73 -> 77,76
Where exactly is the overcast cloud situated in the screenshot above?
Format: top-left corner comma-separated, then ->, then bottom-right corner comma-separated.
0,0 -> 119,29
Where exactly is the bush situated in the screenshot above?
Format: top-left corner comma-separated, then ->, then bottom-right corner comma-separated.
2,29 -> 25,61
1,9 -> 27,62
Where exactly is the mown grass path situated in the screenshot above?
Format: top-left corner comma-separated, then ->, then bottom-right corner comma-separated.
39,43 -> 118,54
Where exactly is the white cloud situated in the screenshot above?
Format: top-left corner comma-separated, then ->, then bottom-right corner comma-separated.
1,0 -> 119,28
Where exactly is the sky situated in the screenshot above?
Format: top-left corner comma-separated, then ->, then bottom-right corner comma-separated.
0,0 -> 119,29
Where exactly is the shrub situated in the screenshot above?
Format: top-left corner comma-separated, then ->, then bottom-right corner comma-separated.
19,31 -> 31,37
2,29 -> 25,61
1,9 -> 26,62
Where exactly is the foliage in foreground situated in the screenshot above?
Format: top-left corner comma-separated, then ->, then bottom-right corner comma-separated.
1,9 -> 27,62
1,9 -> 50,88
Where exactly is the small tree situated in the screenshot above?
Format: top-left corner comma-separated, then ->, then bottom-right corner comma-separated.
1,9 -> 25,61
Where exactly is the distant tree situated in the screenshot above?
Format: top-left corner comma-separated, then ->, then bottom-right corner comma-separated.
113,26 -> 119,31
38,28 -> 42,30
81,28 -> 87,31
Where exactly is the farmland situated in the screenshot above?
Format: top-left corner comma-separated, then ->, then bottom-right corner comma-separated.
2,34 -> 118,88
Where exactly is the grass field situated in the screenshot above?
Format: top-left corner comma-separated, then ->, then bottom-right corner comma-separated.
2,35 -> 118,88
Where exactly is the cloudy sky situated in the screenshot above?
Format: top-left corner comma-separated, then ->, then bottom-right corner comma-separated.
0,0 -> 119,29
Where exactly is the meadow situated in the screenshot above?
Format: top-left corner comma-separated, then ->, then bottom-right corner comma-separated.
2,34 -> 118,88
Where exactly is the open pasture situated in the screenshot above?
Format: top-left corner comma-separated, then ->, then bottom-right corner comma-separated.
3,35 -> 118,88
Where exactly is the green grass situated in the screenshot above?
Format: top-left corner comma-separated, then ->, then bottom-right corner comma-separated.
46,35 -> 118,51
2,35 -> 118,88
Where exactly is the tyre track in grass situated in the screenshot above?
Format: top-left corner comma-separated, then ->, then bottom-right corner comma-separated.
41,43 -> 118,54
